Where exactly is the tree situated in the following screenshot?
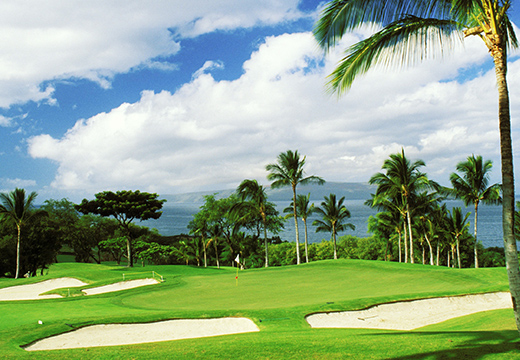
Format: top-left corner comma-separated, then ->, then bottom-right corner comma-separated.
75,190 -> 165,267
284,193 -> 316,263
314,0 -> 520,334
236,179 -> 277,267
446,207 -> 471,268
266,150 -> 325,264
450,155 -> 501,268
0,188 -> 41,278
313,194 -> 355,260
369,149 -> 434,263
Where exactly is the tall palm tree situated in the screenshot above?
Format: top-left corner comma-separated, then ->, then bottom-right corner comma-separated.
369,149 -> 433,263
0,188 -> 39,279
446,207 -> 471,268
284,193 -> 316,263
236,179 -> 273,267
450,155 -> 501,268
313,194 -> 355,260
266,150 -> 325,264
314,0 -> 520,333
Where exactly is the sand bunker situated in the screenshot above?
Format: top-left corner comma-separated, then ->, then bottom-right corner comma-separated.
306,292 -> 512,331
0,278 -> 88,301
0,277 -> 160,301
82,278 -> 159,295
24,318 -> 260,351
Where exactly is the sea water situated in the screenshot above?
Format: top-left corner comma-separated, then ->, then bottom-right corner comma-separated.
140,200 -> 505,248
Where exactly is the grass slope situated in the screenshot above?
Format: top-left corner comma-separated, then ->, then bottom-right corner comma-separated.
0,260 -> 518,359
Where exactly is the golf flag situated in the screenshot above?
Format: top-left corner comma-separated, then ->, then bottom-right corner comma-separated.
235,254 -> 240,264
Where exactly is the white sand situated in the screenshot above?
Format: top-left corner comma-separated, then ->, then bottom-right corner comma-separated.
0,278 -> 88,301
306,292 -> 512,331
0,278 -> 160,301
25,318 -> 260,351
82,278 -> 159,295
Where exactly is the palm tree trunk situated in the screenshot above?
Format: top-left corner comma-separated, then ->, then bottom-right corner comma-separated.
398,230 -> 402,263
203,239 -> 207,268
332,223 -> 337,260
15,223 -> 21,279
263,222 -> 269,267
474,202 -> 479,268
303,218 -> 309,263
292,185 -> 300,265
403,220 -> 408,263
425,234 -> 433,266
436,241 -> 439,266
406,204 -> 414,264
456,235 -> 461,269
494,45 -> 520,334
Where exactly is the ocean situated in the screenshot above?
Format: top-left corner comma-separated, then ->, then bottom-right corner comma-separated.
140,199 -> 506,248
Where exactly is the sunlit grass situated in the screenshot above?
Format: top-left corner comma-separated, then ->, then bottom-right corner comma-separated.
0,260 -> 518,359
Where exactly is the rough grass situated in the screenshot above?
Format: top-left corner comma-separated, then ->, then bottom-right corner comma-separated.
0,260 -> 518,359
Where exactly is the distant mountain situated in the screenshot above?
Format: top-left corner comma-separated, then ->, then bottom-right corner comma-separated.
161,182 -> 376,204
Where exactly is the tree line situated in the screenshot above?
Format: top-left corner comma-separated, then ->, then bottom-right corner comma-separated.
0,149 -> 514,278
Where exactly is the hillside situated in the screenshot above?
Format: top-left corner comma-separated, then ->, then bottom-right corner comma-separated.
161,182 -> 376,204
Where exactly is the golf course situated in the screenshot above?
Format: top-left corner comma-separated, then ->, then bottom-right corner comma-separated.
0,259 -> 519,359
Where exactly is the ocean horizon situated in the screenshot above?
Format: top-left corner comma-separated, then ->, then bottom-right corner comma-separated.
140,199 -> 506,248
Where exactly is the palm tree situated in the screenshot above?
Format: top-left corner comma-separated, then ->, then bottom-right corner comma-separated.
369,149 -> 433,263
446,207 -> 471,268
284,193 -> 316,263
236,179 -> 274,267
266,150 -> 325,264
314,0 -> 520,333
450,155 -> 501,268
313,194 -> 355,260
0,188 -> 39,279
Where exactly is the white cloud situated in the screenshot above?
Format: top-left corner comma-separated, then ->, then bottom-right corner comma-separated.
0,0 -> 303,108
27,30 -> 517,196
1,178 -> 37,189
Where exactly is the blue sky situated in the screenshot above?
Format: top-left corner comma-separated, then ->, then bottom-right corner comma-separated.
1,0 -> 520,202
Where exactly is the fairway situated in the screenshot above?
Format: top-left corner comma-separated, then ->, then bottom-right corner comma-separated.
0,260 -> 519,359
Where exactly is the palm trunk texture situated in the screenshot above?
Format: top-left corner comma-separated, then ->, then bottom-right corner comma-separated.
494,43 -> 520,334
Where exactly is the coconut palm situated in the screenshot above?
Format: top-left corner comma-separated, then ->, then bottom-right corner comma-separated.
446,207 -> 471,268
284,193 -> 316,263
266,150 -> 325,264
0,188 -> 39,279
369,149 -> 433,263
313,194 -> 355,260
236,179 -> 275,267
450,155 -> 501,268
314,0 -> 520,332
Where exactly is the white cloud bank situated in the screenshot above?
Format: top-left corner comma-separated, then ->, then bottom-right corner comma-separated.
0,0 -> 303,107
28,31 -> 520,196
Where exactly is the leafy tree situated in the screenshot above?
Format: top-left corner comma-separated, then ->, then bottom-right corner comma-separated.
266,150 -> 325,264
188,211 -> 212,267
313,194 -> 355,260
369,149 -> 435,263
75,190 -> 165,267
446,207 -> 471,268
314,0 -> 520,333
0,188 -> 42,278
236,179 -> 278,267
284,193 -> 316,263
450,155 -> 501,267
99,237 -> 127,265
22,216 -> 62,276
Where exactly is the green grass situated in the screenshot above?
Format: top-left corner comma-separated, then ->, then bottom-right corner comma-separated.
0,260 -> 519,359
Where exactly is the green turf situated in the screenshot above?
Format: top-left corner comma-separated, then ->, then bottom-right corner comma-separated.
0,260 -> 519,359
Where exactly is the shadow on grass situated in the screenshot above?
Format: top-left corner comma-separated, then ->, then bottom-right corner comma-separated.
378,330 -> 520,360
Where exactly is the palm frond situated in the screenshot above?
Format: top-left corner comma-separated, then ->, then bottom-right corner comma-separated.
314,0 -> 452,50
327,15 -> 460,94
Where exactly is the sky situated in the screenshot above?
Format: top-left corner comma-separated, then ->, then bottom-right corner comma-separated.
1,0 -> 520,203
